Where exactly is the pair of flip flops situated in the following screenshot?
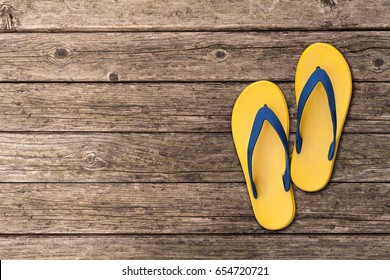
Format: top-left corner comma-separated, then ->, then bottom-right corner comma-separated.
231,43 -> 352,230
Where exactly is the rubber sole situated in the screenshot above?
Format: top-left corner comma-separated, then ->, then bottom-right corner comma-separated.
232,81 -> 295,230
291,43 -> 353,192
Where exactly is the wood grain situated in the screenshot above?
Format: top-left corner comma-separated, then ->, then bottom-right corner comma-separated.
0,235 -> 388,259
0,0 -> 389,31
0,0 -> 388,260
0,133 -> 387,183
0,32 -> 388,82
0,182 -> 388,234
0,82 -> 388,133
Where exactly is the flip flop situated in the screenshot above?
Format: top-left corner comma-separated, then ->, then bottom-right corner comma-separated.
232,81 -> 295,230
291,43 -> 352,192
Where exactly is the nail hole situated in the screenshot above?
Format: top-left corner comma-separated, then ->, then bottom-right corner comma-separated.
54,48 -> 68,59
373,58 -> 384,68
109,72 -> 119,81
215,49 -> 227,61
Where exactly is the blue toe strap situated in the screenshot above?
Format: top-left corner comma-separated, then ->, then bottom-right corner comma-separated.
296,66 -> 337,160
247,104 -> 291,199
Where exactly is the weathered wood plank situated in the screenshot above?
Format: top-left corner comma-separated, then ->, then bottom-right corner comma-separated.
0,0 -> 389,31
0,133 -> 387,182
0,82 -> 387,133
0,32 -> 388,81
0,235 -> 388,259
0,183 -> 388,234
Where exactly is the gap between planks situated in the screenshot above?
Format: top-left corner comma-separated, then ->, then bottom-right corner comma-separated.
1,28 -> 390,33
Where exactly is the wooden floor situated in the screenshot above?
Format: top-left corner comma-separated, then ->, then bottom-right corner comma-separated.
0,0 -> 389,259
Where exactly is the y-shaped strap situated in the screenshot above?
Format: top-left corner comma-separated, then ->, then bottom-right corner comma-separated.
247,104 -> 291,199
296,66 -> 337,160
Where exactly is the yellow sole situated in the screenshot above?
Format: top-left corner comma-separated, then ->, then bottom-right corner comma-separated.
232,81 -> 295,230
291,43 -> 352,192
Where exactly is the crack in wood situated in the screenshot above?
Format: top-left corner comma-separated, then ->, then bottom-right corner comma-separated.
0,4 -> 16,30
320,0 -> 337,9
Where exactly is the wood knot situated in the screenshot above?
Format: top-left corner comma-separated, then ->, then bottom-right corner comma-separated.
0,4 -> 17,30
109,72 -> 119,81
85,153 -> 96,164
373,58 -> 384,68
81,152 -> 109,171
214,49 -> 228,62
55,48 -> 68,59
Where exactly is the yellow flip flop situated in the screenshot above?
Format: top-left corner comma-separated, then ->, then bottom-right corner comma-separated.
232,81 -> 295,230
291,43 -> 352,192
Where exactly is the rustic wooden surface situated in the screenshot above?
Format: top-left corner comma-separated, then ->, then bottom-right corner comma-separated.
0,32 -> 388,82
0,133 -> 387,182
0,0 -> 389,259
0,0 -> 389,31
0,82 -> 387,133
0,182 -> 388,234
0,235 -> 388,259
